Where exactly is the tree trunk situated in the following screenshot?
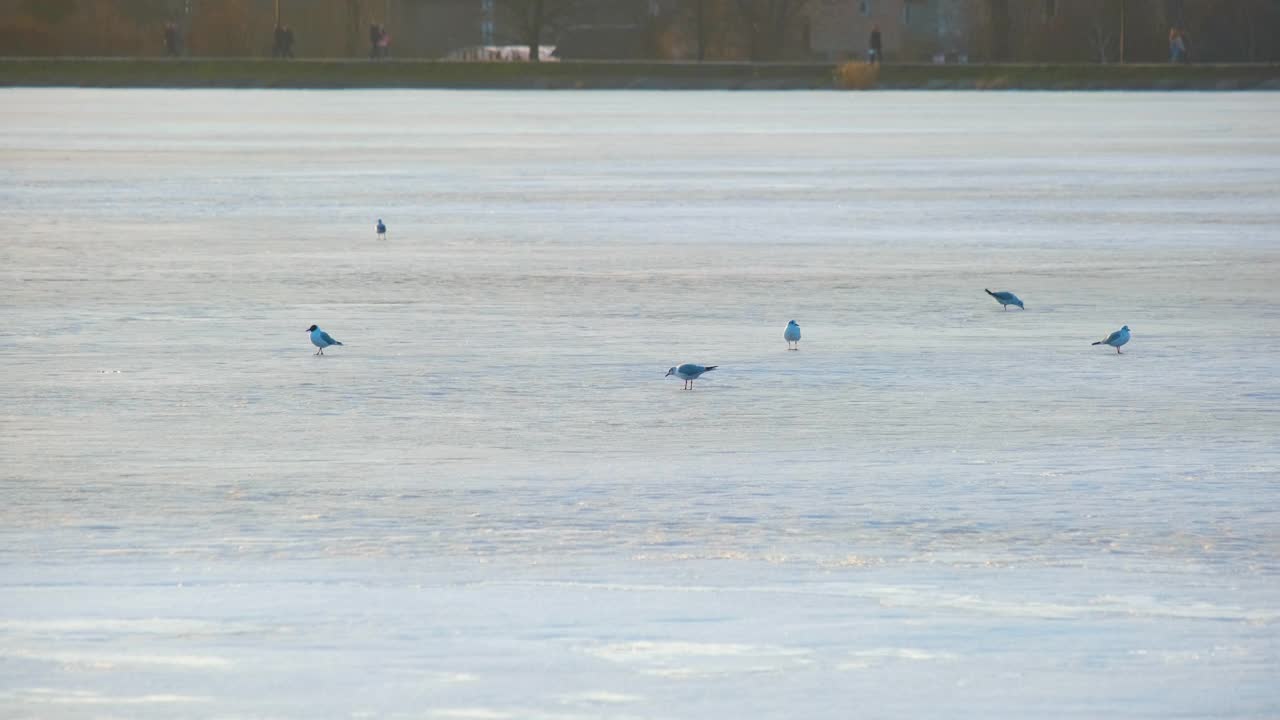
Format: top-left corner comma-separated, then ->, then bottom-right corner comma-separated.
735,0 -> 761,60
987,0 -> 1010,61
528,0 -> 542,62
1118,0 -> 1124,63
183,0 -> 201,55
1243,2 -> 1257,61
347,0 -> 361,57
768,0 -> 784,60
695,0 -> 706,61
1090,17 -> 1111,63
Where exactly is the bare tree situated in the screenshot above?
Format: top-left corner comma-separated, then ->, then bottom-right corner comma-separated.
695,0 -> 707,60
733,0 -> 808,61
1234,0 -> 1280,62
1087,16 -> 1114,61
1083,0 -> 1123,63
985,0 -> 1010,61
674,0 -> 731,61
345,0 -> 363,57
681,0 -> 727,60
496,0 -> 581,61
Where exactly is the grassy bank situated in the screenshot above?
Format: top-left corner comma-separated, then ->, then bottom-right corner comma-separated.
1,58 -> 1278,90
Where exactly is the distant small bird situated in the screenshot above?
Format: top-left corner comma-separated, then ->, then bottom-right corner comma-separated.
307,324 -> 343,356
666,363 -> 717,390
985,288 -> 1024,310
784,320 -> 801,350
1092,325 -> 1130,354
376,218 -> 386,239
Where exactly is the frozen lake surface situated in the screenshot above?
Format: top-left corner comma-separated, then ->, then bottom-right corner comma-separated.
1,89 -> 1278,718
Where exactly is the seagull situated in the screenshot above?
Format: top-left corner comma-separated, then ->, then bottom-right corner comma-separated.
985,288 -> 1024,310
784,320 -> 801,350
666,363 -> 716,390
376,218 -> 386,239
1092,325 -> 1130,354
307,324 -> 343,356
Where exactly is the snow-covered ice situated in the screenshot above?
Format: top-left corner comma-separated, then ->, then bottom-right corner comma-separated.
0,89 -> 1277,718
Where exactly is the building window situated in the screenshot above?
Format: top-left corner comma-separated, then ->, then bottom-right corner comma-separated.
859,0 -> 870,16
1043,0 -> 1056,20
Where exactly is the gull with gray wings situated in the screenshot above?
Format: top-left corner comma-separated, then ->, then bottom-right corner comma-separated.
985,289 -> 1025,310
308,325 -> 344,356
1092,325 -> 1130,354
666,364 -> 716,390
784,320 -> 801,350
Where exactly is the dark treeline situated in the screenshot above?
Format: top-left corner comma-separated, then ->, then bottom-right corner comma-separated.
2,0 -> 1278,63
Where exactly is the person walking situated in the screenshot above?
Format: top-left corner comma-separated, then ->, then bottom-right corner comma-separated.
369,24 -> 390,59
1168,27 -> 1184,63
163,21 -> 180,57
282,26 -> 295,58
869,24 -> 882,65
1174,28 -> 1188,64
377,25 -> 391,59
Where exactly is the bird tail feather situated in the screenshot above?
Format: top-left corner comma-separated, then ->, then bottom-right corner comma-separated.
704,366 -> 717,372
1091,341 -> 1102,345
985,289 -> 995,297
334,341 -> 344,346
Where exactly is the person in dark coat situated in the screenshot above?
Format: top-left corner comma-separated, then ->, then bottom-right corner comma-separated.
164,22 -> 180,57
272,24 -> 285,57
282,26 -> 295,58
376,26 -> 391,58
869,24 -> 882,65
